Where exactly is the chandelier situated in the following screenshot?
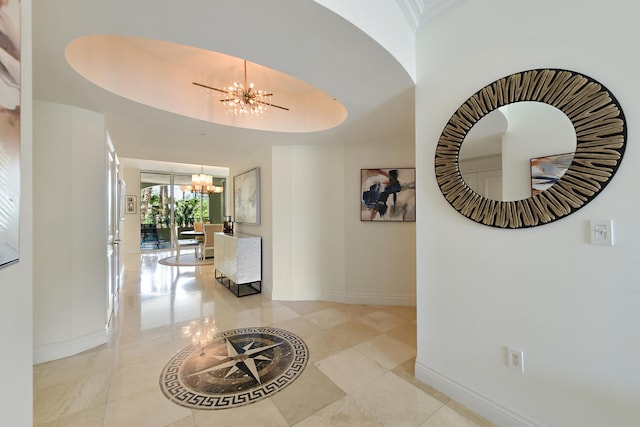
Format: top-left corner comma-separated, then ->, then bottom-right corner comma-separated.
193,59 -> 289,115
181,170 -> 223,194
180,168 -> 223,224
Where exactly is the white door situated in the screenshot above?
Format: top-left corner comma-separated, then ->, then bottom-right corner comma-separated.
478,170 -> 503,200
106,135 -> 122,327
462,169 -> 503,200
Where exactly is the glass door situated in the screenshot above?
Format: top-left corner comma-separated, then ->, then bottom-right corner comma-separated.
173,175 -> 227,226
139,172 -> 227,251
139,172 -> 172,250
174,174 -> 208,227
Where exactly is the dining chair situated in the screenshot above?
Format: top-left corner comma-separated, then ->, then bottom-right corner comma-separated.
172,225 -> 202,261
193,222 -> 205,242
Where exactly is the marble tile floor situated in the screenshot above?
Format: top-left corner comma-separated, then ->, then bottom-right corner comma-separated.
34,250 -> 497,427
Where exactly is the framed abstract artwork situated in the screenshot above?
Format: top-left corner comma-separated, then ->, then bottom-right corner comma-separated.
234,167 -> 260,225
530,153 -> 574,196
361,168 -> 416,222
0,0 -> 21,269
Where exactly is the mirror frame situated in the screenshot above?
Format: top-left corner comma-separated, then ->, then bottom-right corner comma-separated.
435,68 -> 627,228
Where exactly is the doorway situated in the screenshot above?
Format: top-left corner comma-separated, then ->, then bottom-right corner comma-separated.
106,136 -> 123,326
139,172 -> 226,251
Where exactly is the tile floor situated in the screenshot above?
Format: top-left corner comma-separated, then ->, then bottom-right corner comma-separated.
33,250 -> 497,427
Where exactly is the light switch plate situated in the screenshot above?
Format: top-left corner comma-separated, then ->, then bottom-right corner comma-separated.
590,219 -> 614,246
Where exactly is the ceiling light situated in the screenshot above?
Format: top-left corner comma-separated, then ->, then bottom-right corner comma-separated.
193,59 -> 289,115
181,169 -> 223,194
180,168 -> 224,224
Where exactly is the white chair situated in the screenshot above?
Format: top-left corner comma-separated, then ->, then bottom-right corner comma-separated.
202,223 -> 223,258
172,225 -> 202,261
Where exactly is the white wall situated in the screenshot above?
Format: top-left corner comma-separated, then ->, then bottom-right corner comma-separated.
230,145 -> 274,294
272,144 -> 346,301
120,162 -> 141,255
415,1 -> 640,426
0,1 -> 32,424
312,0 -> 416,80
33,101 -> 108,363
272,138 -> 415,305
344,139 -> 415,304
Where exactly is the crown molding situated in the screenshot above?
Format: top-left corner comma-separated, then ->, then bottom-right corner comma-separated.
395,0 -> 425,32
422,0 -> 457,22
395,0 -> 457,31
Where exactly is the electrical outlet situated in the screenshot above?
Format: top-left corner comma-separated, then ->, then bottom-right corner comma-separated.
590,219 -> 614,246
507,347 -> 525,373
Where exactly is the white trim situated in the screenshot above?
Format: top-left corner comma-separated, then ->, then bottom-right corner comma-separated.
341,292 -> 415,306
395,0 -> 425,31
414,361 -> 545,427
33,329 -> 107,364
272,289 -> 415,306
396,0 -> 461,30
422,0 -> 457,22
396,0 -> 460,31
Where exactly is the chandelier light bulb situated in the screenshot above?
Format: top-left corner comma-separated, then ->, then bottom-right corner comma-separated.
192,59 -> 289,116
183,169 -> 221,194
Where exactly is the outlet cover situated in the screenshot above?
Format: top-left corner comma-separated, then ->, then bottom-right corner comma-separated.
507,347 -> 525,373
590,219 -> 614,246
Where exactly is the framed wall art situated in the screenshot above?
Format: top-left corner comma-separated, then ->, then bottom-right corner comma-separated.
361,168 -> 416,222
125,195 -> 137,214
234,167 -> 260,225
0,0 -> 21,269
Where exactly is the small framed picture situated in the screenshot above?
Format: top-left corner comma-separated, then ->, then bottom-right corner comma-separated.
125,195 -> 137,214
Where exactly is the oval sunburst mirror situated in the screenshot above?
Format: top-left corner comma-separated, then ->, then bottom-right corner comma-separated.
434,68 -> 627,228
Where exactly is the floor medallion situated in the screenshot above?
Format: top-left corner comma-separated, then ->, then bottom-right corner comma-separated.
159,327 -> 309,409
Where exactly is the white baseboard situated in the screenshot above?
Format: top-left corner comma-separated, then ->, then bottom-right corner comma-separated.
340,292 -> 415,306
33,329 -> 107,364
271,289 -> 415,306
414,361 -> 544,427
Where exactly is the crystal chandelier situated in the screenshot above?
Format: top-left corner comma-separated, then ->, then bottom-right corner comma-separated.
193,59 -> 289,115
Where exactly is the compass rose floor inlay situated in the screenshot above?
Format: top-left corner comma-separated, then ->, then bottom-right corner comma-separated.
159,327 -> 309,410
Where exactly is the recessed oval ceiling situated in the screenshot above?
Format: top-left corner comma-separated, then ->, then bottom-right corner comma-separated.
65,35 -> 348,133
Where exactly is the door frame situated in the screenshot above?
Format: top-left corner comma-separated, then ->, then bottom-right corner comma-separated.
106,134 -> 123,328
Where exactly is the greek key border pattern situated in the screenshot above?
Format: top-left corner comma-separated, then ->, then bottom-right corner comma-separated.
159,327 -> 309,410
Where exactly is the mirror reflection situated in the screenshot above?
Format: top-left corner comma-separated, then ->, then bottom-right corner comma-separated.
459,101 -> 577,201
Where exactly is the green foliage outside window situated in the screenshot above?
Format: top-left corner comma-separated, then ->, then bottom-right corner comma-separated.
140,185 -> 209,228
174,198 -> 209,227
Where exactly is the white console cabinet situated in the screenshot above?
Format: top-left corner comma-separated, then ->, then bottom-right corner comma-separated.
214,232 -> 261,296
